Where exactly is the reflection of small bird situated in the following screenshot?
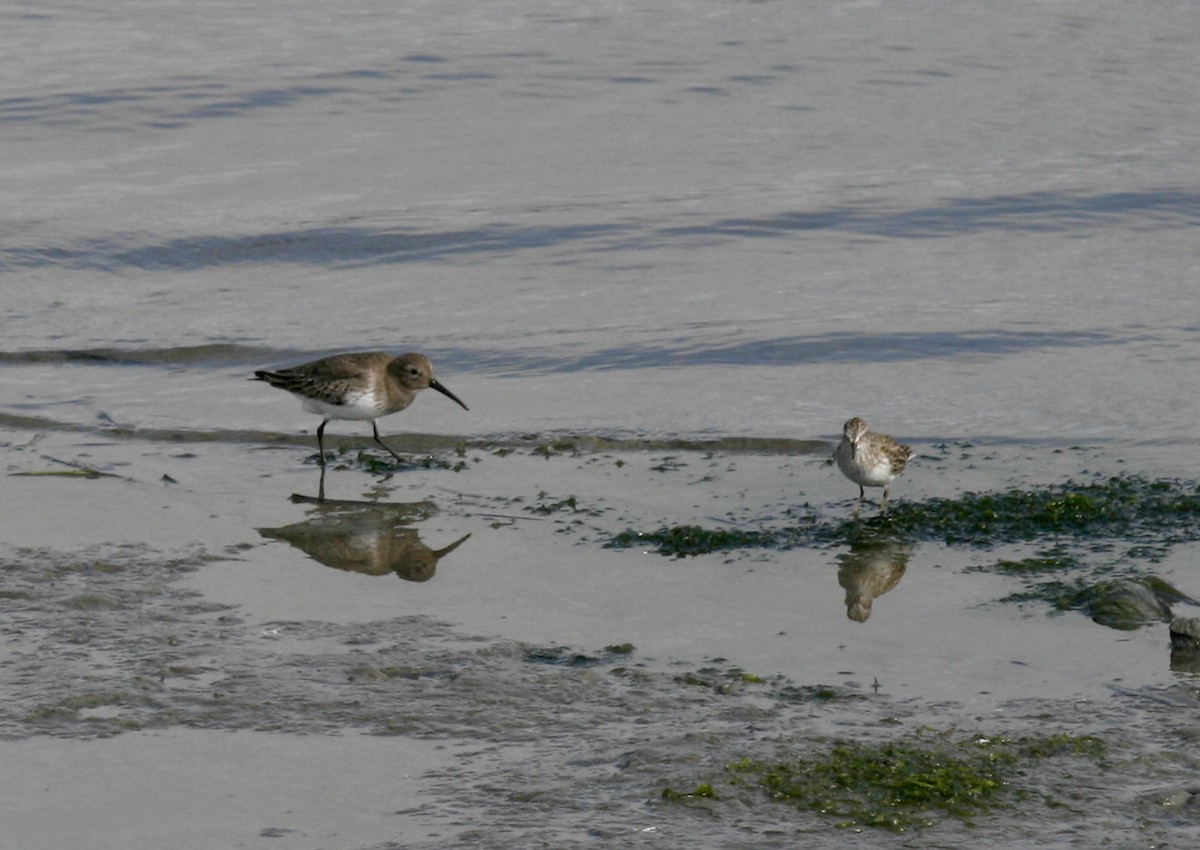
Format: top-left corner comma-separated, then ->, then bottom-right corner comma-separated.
836,540 -> 911,622
253,351 -> 468,465
833,417 -> 913,517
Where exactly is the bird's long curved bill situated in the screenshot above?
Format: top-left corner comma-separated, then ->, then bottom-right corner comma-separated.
430,378 -> 469,411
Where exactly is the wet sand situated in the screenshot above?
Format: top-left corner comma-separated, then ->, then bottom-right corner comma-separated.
3,424 -> 1199,847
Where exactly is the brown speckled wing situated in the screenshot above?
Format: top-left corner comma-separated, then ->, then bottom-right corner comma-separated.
882,440 -> 913,475
255,352 -> 386,406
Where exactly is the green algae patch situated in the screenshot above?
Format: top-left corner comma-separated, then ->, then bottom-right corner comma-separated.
663,731 -> 1108,831
313,442 -> 472,474
672,664 -> 858,703
662,783 -> 717,802
776,683 -> 846,703
523,643 -> 637,668
883,476 -> 1200,546
523,492 -> 597,516
716,738 -> 1010,830
1009,731 -> 1106,759
609,476 -> 1200,556
353,449 -> 460,474
607,524 -> 779,557
972,544 -> 1086,576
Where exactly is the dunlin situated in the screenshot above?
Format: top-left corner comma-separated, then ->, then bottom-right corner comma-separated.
253,351 -> 468,465
833,417 -> 913,517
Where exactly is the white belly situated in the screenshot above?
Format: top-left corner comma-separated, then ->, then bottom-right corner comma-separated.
855,459 -> 897,487
837,450 -> 896,488
301,389 -> 386,421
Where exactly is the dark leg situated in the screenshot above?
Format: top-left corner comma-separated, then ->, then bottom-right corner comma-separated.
852,485 -> 865,519
317,464 -> 326,502
880,486 -> 890,515
316,420 -> 329,466
371,421 -> 405,463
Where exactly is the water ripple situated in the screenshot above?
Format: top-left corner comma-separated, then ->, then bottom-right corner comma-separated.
2,189 -> 1196,273
460,328 -> 1129,374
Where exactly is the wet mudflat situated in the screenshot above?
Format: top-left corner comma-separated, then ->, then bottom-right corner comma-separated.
2,426 -> 1199,849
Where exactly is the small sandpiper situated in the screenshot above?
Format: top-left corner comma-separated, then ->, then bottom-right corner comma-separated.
833,417 -> 913,517
253,351 -> 468,465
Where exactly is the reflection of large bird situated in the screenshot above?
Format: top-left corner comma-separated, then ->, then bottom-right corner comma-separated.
259,505 -> 470,582
836,539 -> 911,622
833,417 -> 913,517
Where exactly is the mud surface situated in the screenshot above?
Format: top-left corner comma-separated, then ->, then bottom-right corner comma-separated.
3,436 -> 1200,848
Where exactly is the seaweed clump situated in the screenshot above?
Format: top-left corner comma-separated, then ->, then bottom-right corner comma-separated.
523,642 -> 636,668
609,476 -> 1200,556
662,731 -> 1107,831
607,524 -> 779,557
883,476 -> 1200,545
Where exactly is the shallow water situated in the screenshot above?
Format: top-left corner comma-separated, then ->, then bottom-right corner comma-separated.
3,1 -> 1200,847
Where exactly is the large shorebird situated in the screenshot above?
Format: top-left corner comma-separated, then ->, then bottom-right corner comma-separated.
253,351 -> 468,465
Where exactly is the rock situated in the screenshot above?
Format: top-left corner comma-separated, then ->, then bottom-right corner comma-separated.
1169,616 -> 1200,649
1080,578 -> 1178,630
1169,616 -> 1200,673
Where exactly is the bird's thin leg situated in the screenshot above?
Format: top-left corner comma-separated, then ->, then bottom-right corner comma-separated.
880,486 -> 890,516
852,485 -> 865,519
317,465 -> 327,502
317,419 -> 329,466
372,421 -> 405,463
